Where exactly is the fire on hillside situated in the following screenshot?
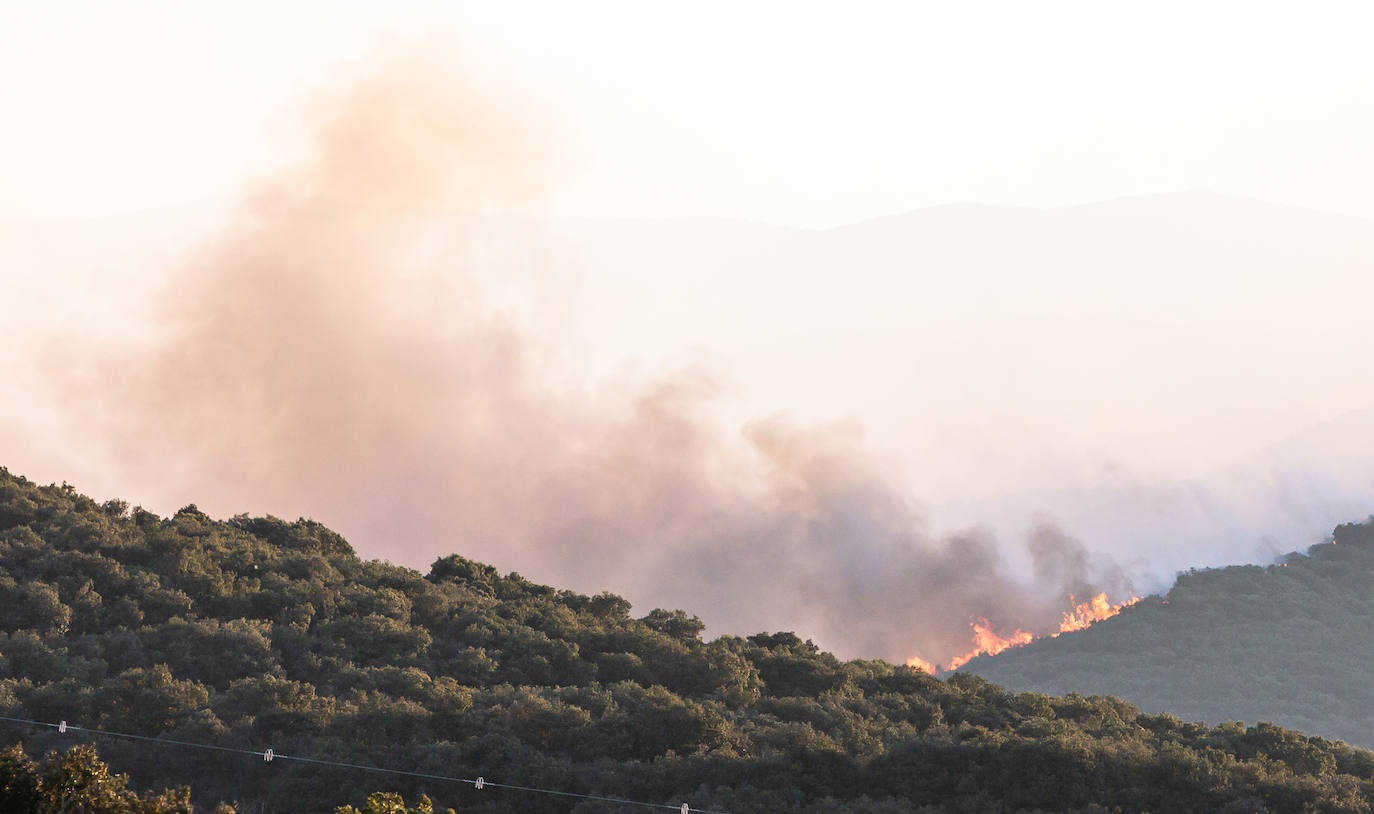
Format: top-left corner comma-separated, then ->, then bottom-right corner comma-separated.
908,592 -> 1140,673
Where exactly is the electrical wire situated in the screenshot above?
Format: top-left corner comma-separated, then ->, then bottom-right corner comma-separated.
0,714 -> 730,814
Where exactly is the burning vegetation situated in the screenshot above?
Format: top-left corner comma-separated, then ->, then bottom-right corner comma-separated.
907,591 -> 1140,673
1057,591 -> 1142,634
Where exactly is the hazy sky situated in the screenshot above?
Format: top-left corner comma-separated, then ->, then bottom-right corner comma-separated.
6,3 -> 1374,661
5,1 -> 1374,226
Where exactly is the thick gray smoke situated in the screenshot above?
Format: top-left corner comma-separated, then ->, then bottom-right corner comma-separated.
33,46 -> 1131,664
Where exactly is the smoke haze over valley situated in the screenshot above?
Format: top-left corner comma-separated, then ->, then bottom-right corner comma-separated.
6,20 -> 1374,668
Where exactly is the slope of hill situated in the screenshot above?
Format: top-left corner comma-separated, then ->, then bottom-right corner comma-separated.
3,466 -> 1374,813
961,520 -> 1374,748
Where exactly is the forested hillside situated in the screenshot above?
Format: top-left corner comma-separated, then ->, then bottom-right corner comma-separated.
3,467 -> 1374,813
963,520 -> 1374,748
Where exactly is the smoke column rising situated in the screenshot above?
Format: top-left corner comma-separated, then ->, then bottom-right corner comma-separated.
34,45 -> 1131,664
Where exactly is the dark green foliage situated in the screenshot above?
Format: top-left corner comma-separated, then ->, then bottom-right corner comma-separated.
2,466 -> 1374,813
0,742 -> 197,813
963,519 -> 1374,750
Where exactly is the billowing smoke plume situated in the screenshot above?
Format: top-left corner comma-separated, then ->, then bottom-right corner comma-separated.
36,45 -> 1130,664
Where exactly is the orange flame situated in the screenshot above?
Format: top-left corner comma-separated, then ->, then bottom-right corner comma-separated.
905,655 -> 937,674
906,592 -> 1140,672
946,619 -> 1034,671
1055,592 -> 1140,635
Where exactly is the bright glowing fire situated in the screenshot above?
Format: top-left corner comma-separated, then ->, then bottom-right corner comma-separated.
1055,592 -> 1140,635
946,620 -> 1034,670
907,592 -> 1139,673
905,655 -> 937,674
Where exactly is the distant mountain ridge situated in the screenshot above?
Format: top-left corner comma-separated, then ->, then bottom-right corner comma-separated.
552,191 -> 1374,598
9,190 -> 1374,665
961,518 -> 1374,748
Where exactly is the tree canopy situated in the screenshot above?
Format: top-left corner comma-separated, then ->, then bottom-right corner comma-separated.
2,467 -> 1374,813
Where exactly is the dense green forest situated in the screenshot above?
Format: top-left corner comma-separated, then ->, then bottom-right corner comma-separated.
961,521 -> 1374,749
3,467 -> 1374,813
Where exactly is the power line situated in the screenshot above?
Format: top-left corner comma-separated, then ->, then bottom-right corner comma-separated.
0,714 -> 729,814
